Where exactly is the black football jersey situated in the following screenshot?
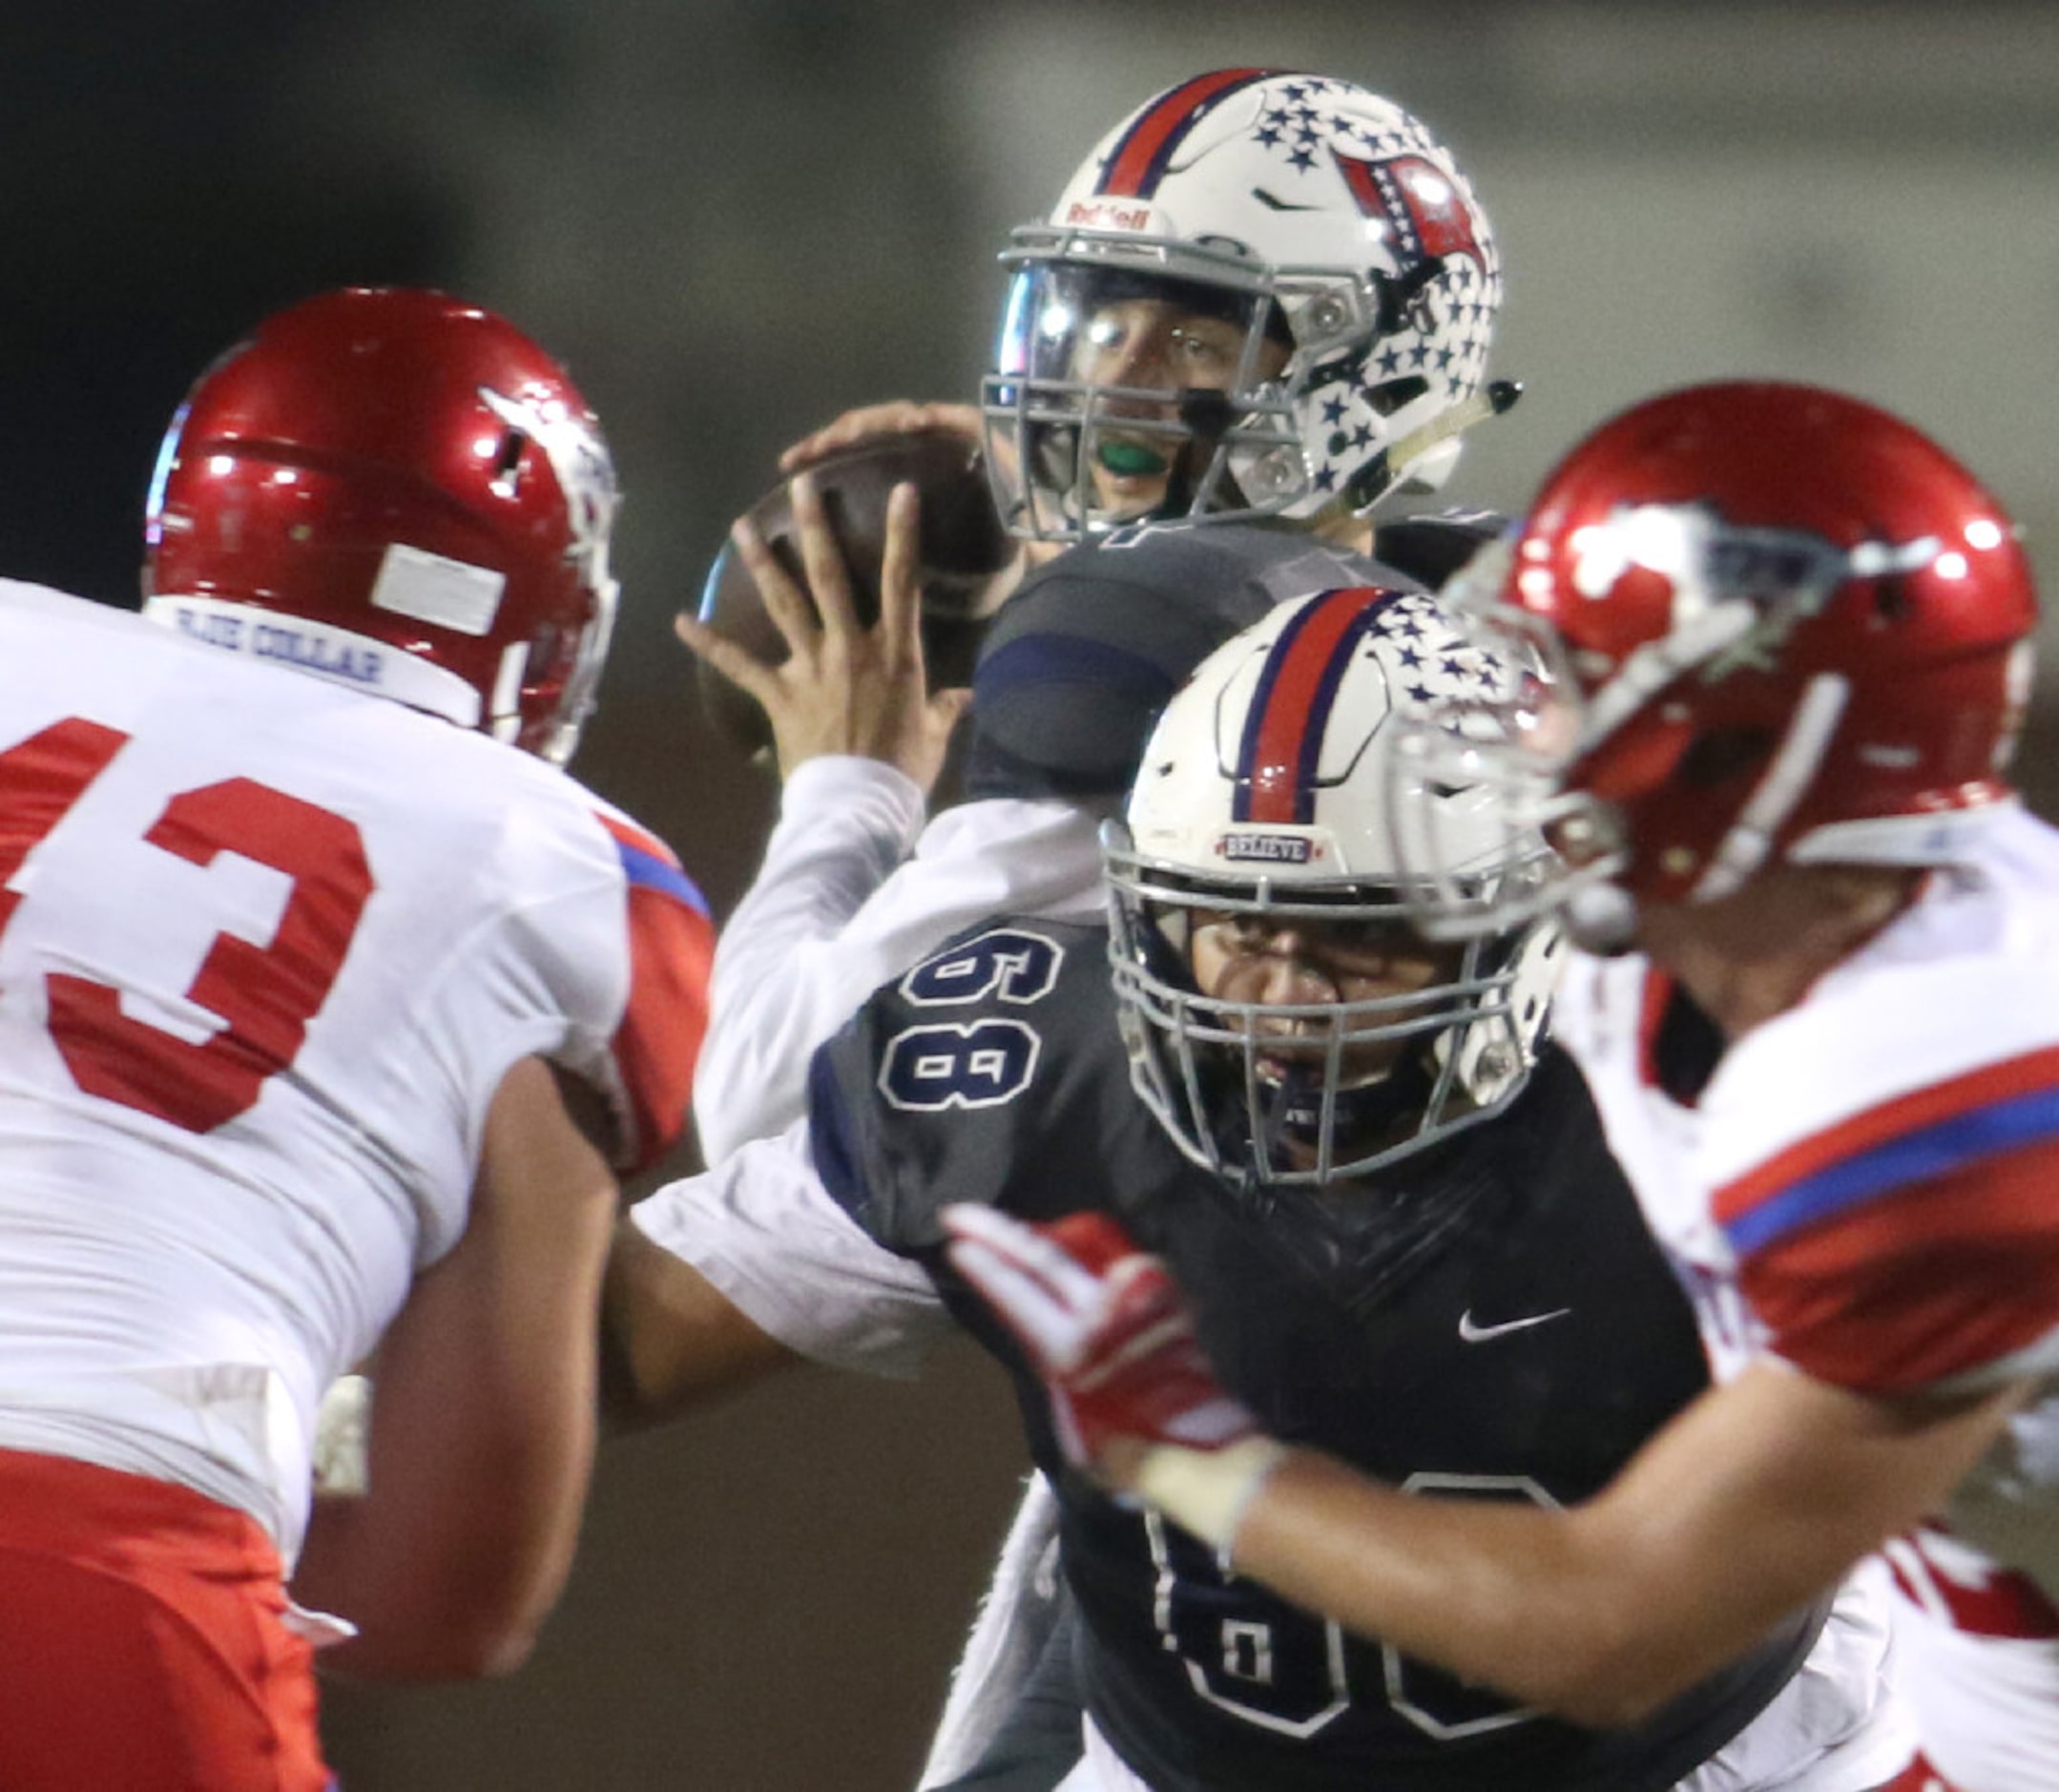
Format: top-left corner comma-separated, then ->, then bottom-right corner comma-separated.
809,919 -> 1822,1792
965,516 -> 1490,804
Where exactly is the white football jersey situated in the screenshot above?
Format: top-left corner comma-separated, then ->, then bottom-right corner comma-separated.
0,580 -> 711,1557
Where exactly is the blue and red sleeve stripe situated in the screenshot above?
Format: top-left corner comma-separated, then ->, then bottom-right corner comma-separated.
596,813 -> 714,1173
602,814 -> 709,919
1716,1043 -> 2059,1256
1716,1043 -> 2059,1390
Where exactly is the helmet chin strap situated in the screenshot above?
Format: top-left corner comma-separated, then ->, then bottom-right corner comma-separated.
1689,673 -> 1851,902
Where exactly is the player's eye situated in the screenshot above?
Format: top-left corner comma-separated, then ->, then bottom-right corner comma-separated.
1167,327 -> 1237,373
1083,316 -> 1132,353
1193,912 -> 1269,953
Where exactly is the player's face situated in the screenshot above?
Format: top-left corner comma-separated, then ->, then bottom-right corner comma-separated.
1070,298 -> 1290,516
1187,911 -> 1462,1087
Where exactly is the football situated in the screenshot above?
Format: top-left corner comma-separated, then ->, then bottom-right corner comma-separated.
692,428 -> 1014,754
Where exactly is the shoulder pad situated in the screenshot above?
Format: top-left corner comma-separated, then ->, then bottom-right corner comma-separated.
966,536 -> 1278,801
966,522 -> 1400,802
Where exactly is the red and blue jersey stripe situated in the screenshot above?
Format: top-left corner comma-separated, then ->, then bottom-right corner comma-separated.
1234,587 -> 1400,824
1716,1045 -> 2059,1257
603,814 -> 709,920
595,812 -> 713,1173
1717,1043 -> 2059,1389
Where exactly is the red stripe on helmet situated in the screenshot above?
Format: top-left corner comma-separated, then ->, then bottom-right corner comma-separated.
1102,68 -> 1280,198
1242,588 -> 1391,824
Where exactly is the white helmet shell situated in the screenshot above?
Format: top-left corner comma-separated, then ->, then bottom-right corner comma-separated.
1127,584 -> 1518,886
985,70 -> 1505,542
1107,584 -> 1560,1186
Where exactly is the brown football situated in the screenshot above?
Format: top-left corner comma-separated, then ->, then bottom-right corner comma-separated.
692,428 -> 1014,754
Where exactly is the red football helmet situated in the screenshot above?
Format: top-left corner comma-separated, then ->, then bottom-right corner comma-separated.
1393,381 -> 2037,927
143,286 -> 620,764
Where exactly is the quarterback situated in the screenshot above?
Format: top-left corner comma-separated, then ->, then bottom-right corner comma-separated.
674,72 -> 1521,1784
681,67 -> 1517,1168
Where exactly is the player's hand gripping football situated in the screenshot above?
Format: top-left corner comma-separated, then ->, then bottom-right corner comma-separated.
675,470 -> 971,788
778,400 -> 985,475
942,1204 -> 1266,1483
777,399 -> 1059,576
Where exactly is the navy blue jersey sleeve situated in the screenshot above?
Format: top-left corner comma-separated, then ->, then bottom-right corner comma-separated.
967,559 -> 1270,801
964,520 -> 1447,802
801,920 -> 1134,1258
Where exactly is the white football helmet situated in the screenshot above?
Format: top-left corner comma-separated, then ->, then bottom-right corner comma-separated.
1106,584 -> 1562,1186
984,69 -> 1508,545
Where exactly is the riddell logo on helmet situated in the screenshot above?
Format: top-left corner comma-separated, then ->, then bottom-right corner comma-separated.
1066,199 -> 1156,234
1217,833 -> 1319,864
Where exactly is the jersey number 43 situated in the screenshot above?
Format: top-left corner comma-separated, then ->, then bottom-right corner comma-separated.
0,716 -> 374,1133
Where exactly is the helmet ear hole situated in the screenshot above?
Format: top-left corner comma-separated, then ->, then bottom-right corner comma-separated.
1364,377 -> 1430,420
1371,258 -> 1446,336
1873,574 -> 1912,622
489,429 -> 529,498
1677,727 -> 1775,791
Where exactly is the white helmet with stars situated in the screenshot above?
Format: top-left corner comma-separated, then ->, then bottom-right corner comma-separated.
983,69 -> 1509,545
1105,584 -> 1562,1186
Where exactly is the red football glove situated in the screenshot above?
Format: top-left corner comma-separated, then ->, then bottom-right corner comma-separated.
942,1203 -> 1259,1475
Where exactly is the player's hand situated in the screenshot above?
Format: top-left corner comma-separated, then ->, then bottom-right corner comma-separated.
942,1203 -> 1260,1489
675,471 -> 971,788
778,401 -> 984,473
777,399 -> 1062,580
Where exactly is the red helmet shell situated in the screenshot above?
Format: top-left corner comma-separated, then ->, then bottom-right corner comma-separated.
1498,381 -> 2036,901
144,287 -> 620,762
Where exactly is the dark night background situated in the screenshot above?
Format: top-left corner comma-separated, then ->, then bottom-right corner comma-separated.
8,5 -> 2057,1785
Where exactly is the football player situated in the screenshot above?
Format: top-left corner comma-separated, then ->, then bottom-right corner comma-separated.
686,63 -> 1512,1186
673,73 -> 1916,1790
612,583 -> 1917,1789
675,72 -> 1515,1783
950,382 -> 2052,1791
0,288 -> 713,1787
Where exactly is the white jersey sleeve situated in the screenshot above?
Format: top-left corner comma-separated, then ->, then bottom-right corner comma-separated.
692,756 -> 1108,1163
631,1120 -> 950,1379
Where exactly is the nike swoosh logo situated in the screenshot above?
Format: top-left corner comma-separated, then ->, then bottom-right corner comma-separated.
1252,187 -> 1321,212
1458,1306 -> 1572,1344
